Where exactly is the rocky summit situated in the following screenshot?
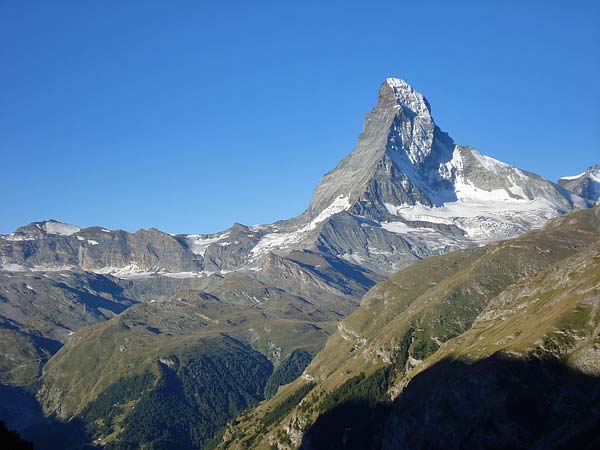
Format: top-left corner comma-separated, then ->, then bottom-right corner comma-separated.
559,165 -> 600,204
0,78 -> 597,450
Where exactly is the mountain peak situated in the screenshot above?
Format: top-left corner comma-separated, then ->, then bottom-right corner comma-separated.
307,77 -> 586,224
9,220 -> 81,237
306,77 -> 453,219
382,77 -> 431,117
559,165 -> 600,204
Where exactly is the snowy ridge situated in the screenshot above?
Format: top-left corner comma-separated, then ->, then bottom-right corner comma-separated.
374,144 -> 582,250
93,263 -> 208,279
559,172 -> 586,181
558,165 -> 600,204
2,220 -> 83,239
448,148 -> 526,202
386,78 -> 431,119
469,149 -> 511,173
251,195 -> 351,257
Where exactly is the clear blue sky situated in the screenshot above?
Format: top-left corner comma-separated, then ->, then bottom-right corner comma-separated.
1,1 -> 598,235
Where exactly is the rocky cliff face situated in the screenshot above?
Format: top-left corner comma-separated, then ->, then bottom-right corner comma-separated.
1,221 -> 202,274
559,165 -> 600,204
307,78 -> 456,217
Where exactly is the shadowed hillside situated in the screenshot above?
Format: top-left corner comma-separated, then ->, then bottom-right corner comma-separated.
301,355 -> 600,450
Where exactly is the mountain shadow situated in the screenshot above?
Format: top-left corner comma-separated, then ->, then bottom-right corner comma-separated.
0,420 -> 34,450
0,385 -> 89,450
300,354 -> 600,450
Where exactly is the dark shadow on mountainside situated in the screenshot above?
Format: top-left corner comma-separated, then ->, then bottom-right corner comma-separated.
0,384 -> 90,450
301,354 -> 600,450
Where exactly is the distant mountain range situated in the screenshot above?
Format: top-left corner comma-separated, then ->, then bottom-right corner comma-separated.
0,78 -> 597,450
1,79 -> 595,282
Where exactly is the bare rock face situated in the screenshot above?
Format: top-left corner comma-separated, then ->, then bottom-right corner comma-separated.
559,165 -> 600,204
307,79 -> 455,218
1,221 -> 202,274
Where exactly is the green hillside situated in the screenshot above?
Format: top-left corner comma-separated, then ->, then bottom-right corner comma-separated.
219,207 -> 600,449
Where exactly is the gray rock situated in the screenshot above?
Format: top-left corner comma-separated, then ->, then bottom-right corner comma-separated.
558,165 -> 600,204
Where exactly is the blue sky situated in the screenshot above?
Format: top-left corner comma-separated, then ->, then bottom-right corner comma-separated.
1,1 -> 598,235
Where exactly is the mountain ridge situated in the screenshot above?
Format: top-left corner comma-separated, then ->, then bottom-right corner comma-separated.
559,164 -> 600,204
1,78 -> 592,280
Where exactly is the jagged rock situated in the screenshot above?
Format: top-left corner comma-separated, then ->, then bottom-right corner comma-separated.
559,165 -> 600,204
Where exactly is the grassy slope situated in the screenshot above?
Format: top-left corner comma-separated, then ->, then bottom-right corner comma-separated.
218,207 -> 600,449
416,239 -> 600,371
0,271 -> 136,387
40,293 -> 334,416
37,287 -> 338,448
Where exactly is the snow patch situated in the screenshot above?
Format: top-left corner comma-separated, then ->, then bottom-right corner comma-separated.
559,172 -> 585,181
387,198 -> 558,244
184,232 -> 230,256
91,262 -> 231,279
311,195 -> 352,223
76,236 -> 99,245
470,148 -> 510,172
251,195 -> 351,257
43,221 -> 80,236
380,221 -> 462,252
3,234 -> 35,242
0,263 -> 74,272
